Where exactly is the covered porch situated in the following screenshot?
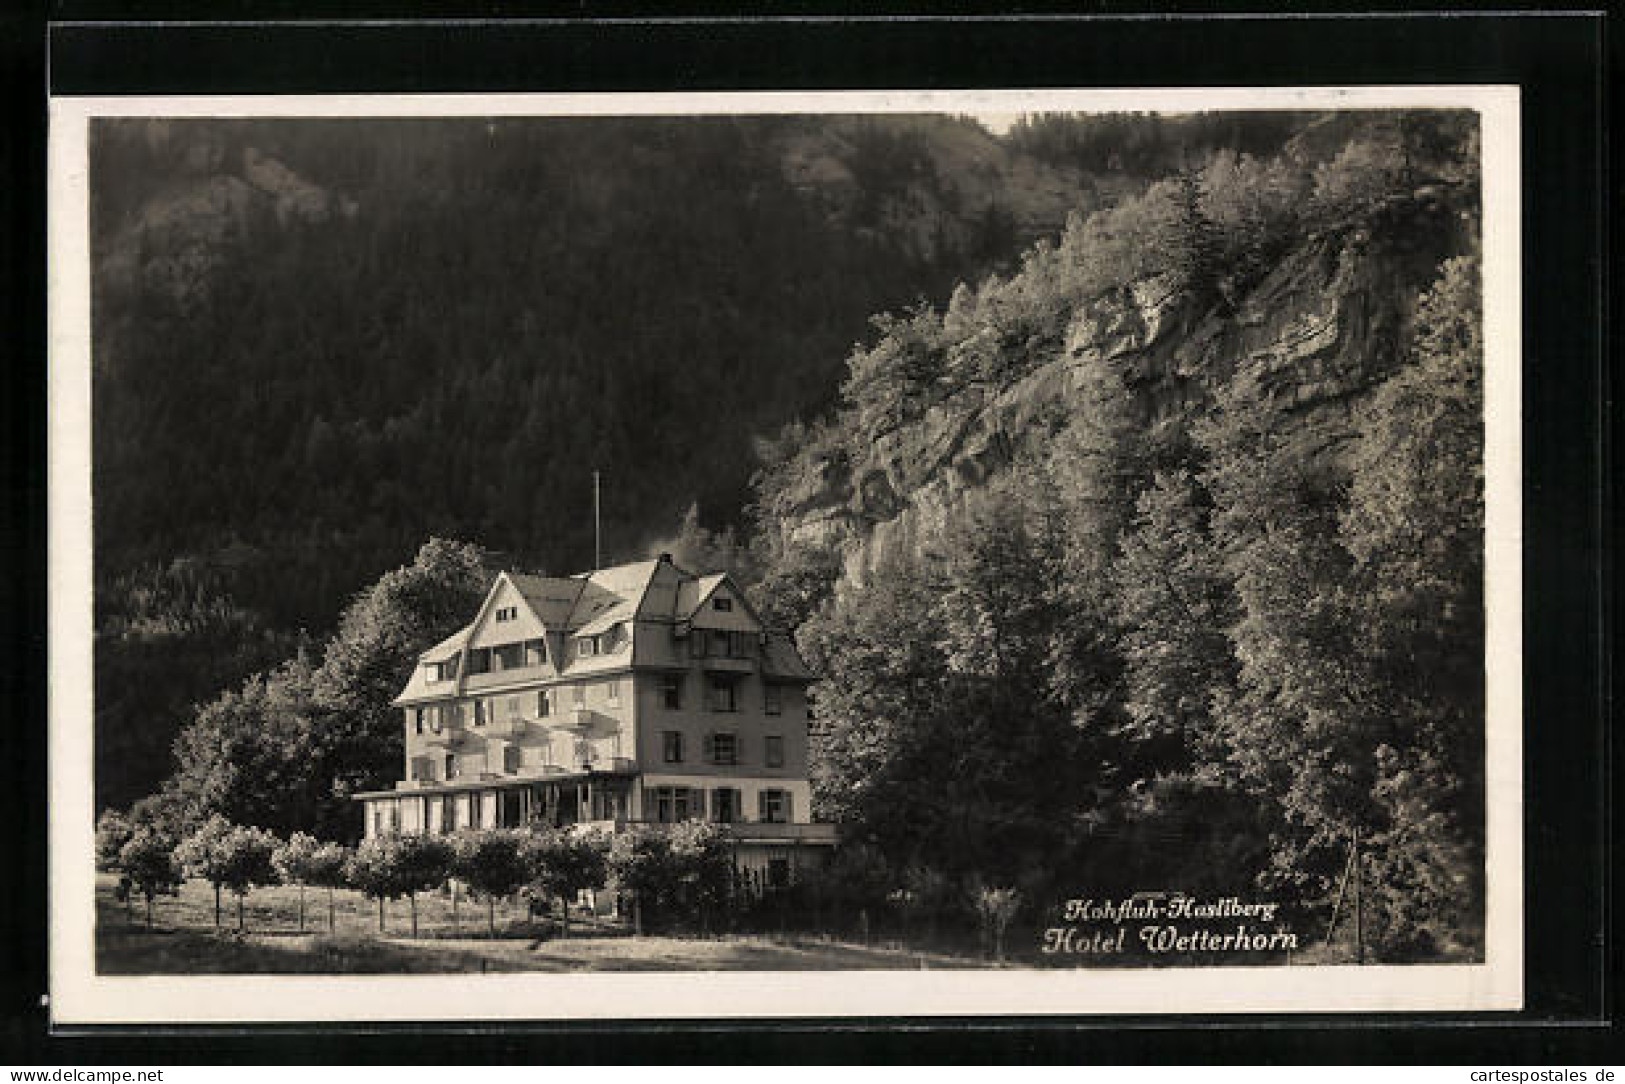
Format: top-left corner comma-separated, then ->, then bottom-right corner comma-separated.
355,767 -> 637,838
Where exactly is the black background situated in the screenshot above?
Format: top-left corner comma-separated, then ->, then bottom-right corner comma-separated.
1,5 -> 1612,1065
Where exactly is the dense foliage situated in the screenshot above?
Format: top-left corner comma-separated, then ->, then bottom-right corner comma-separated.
149,539 -> 493,843
90,114 -> 1081,811
98,109 -> 1487,964
756,110 -> 1485,961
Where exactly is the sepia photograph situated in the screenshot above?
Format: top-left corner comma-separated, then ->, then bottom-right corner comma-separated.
47,87 -> 1522,1022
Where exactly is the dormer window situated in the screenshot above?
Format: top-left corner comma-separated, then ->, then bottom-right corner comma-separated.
713,596 -> 732,612
577,636 -> 598,658
425,658 -> 458,683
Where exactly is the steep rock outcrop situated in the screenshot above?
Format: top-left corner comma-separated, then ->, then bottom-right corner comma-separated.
778,193 -> 1468,587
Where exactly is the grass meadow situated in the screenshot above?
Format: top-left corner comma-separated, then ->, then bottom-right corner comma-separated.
95,873 -> 997,974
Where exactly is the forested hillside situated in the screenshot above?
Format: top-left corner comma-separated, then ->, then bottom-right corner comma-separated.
100,109 -> 1490,963
91,113 -> 1103,811
746,110 -> 1485,961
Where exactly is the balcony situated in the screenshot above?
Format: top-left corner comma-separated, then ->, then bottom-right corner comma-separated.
700,656 -> 756,675
721,821 -> 838,845
422,722 -> 469,749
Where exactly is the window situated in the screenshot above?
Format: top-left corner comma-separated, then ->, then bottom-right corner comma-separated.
711,631 -> 730,657
572,685 -> 586,708
712,787 -> 741,823
429,706 -> 443,734
537,689 -> 551,718
444,754 -> 457,780
764,684 -> 782,715
494,643 -> 524,671
662,673 -> 683,710
413,708 -> 426,735
467,648 -> 492,675
426,658 -> 458,682
688,632 -> 706,659
713,596 -> 733,612
662,730 -> 684,764
759,788 -> 791,824
649,786 -> 703,824
495,606 -> 517,623
507,696 -> 521,720
606,679 -> 620,707
706,731 -> 739,766
524,638 -> 546,666
709,676 -> 739,713
473,699 -> 487,727
503,744 -> 522,774
765,735 -> 785,769
577,636 -> 598,658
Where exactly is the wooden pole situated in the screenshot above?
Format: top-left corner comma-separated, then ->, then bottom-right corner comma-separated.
1323,836 -> 1357,947
1353,826 -> 1364,965
593,470 -> 601,568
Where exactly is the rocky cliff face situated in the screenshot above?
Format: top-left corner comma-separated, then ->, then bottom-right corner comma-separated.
777,189 -> 1472,588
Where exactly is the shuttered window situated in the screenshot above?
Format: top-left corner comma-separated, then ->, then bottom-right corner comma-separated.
705,731 -> 739,765
708,677 -> 738,713
759,789 -> 791,824
712,787 -> 741,823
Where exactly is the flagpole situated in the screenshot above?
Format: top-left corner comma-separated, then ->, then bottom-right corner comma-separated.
593,470 -> 601,569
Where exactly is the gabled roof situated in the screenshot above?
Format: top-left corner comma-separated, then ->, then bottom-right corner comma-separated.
507,572 -> 584,628
761,633 -> 815,681
394,553 -> 814,704
675,573 -> 728,619
419,626 -> 472,661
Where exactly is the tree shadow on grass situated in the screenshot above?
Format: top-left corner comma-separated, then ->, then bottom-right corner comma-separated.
96,927 -> 576,974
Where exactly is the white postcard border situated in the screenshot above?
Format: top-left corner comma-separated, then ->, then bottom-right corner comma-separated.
48,85 -> 1522,1024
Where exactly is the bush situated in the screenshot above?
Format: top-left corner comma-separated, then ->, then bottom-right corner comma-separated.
523,828 -> 609,939
345,836 -> 404,933
345,834 -> 450,937
272,831 -> 323,932
304,841 -> 351,934
606,822 -> 731,935
95,808 -> 134,871
450,830 -> 533,937
175,816 -> 279,930
971,886 -> 1022,961
118,828 -> 180,927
